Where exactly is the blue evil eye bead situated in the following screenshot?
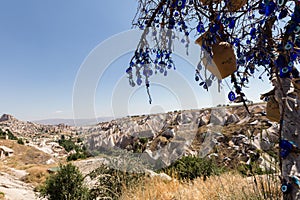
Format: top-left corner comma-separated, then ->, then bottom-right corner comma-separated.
221,18 -> 226,24
265,1 -> 276,16
280,67 -> 290,74
177,0 -> 186,9
223,19 -> 230,26
126,67 -> 132,74
294,26 -> 300,34
228,91 -> 236,101
280,140 -> 294,157
209,24 -> 220,34
275,55 -> 286,68
277,0 -> 284,6
288,62 -> 293,68
281,183 -> 292,194
229,18 -> 235,29
250,28 -> 256,38
197,23 -> 205,33
197,62 -> 202,70
285,42 -> 293,50
137,78 -> 142,86
279,9 -> 288,19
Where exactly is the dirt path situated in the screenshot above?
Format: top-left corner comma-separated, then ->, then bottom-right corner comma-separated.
0,171 -> 37,200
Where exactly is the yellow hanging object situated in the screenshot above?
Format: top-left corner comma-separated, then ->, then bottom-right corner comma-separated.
226,0 -> 247,12
195,33 -> 237,80
266,96 -> 280,122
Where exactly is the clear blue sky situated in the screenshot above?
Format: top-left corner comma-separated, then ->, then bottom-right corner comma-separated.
0,0 -> 272,121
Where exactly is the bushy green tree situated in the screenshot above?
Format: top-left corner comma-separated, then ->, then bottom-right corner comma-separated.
39,163 -> 89,200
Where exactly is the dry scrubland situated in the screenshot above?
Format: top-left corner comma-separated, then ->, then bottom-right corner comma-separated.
0,140 -> 58,186
121,173 -> 281,200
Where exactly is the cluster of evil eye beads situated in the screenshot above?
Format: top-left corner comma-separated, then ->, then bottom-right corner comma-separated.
128,0 -> 300,104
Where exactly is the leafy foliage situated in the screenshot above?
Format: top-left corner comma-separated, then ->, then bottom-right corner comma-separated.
58,135 -> 90,161
88,164 -> 145,200
39,163 -> 89,200
161,156 -> 225,181
17,138 -> 24,145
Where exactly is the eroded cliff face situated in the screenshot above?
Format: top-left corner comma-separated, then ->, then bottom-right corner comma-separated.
84,103 -> 279,171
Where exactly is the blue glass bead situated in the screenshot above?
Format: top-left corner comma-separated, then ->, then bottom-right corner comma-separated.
265,1 -> 276,16
285,42 -> 293,50
250,28 -> 256,37
276,55 -> 286,68
197,23 -> 205,33
126,67 -> 132,74
246,39 -> 251,44
279,9 -> 288,19
281,183 -> 292,193
228,91 -> 236,101
195,76 -> 200,82
277,0 -> 284,6
294,26 -> 300,34
229,18 -> 235,29
159,68 -> 164,73
280,140 -> 294,151
197,62 -> 202,70
137,78 -> 142,86
288,62 -> 293,67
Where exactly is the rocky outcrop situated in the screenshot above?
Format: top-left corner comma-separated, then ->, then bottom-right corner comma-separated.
84,103 -> 278,172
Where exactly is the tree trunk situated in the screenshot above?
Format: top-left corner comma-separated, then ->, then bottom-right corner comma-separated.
275,78 -> 300,200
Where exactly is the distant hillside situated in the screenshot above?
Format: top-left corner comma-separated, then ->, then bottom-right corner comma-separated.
34,117 -> 113,126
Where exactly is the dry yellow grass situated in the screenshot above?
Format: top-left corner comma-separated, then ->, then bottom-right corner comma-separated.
21,165 -> 51,186
0,140 -> 51,169
0,140 -> 58,186
121,173 -> 281,200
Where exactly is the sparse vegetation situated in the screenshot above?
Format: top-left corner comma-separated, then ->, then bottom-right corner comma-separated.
58,135 -> 90,161
121,172 -> 281,200
17,138 -> 24,145
88,163 -> 145,200
39,163 -> 89,200
160,156 -> 225,181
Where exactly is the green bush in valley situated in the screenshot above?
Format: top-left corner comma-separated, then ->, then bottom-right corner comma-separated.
161,156 -> 225,181
39,163 -> 89,200
17,138 -> 24,145
88,164 -> 144,200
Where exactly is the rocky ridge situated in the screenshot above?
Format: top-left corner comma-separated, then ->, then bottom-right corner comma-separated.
84,103 -> 279,172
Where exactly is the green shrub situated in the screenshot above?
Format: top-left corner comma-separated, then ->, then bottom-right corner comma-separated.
87,164 -> 144,200
17,138 -> 24,145
58,138 -> 76,152
39,163 -> 89,200
6,129 -> 17,140
67,152 -> 87,161
160,156 -> 225,181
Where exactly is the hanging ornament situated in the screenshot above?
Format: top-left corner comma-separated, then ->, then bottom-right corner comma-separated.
228,91 -> 236,101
